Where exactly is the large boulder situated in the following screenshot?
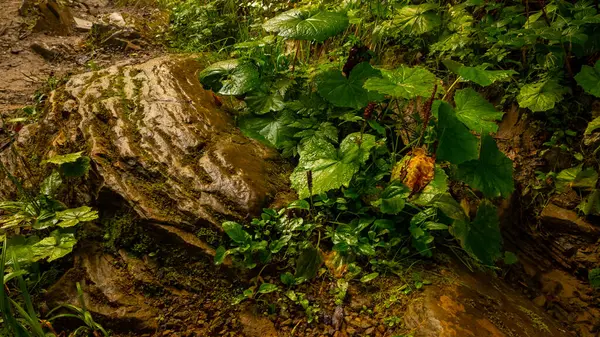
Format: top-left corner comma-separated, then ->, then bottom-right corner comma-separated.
1,55 -> 290,247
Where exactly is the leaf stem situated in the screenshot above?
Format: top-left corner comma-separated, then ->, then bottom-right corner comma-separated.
442,77 -> 461,101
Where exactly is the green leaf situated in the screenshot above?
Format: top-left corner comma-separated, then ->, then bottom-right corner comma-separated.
214,246 -> 228,265
457,135 -> 514,198
263,8 -> 349,42
360,272 -> 379,283
572,168 -> 598,190
436,102 -> 479,165
431,194 -> 468,221
589,268 -> 600,289
556,165 -> 582,192
452,200 -> 502,265
257,283 -> 278,294
585,116 -> 600,135
394,4 -> 441,35
295,246 -> 322,282
577,189 -> 600,216
246,91 -> 285,115
40,171 -> 62,197
413,166 -> 449,205
60,156 -> 91,177
32,229 -> 77,262
44,152 -> 83,165
55,206 -> 99,228
198,59 -> 260,96
364,65 -> 437,99
291,132 -> 377,198
281,272 -> 296,286
222,221 -> 250,244
442,60 -> 517,86
317,62 -> 382,109
5,235 -> 40,264
575,60 -> 600,98
454,88 -> 504,134
504,251 -> 518,265
377,181 -> 410,215
517,80 -> 567,112
287,200 -> 310,210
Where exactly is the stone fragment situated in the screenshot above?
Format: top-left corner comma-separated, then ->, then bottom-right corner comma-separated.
74,17 -> 93,32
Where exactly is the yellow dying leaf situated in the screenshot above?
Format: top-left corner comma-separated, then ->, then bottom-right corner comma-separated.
392,147 -> 435,193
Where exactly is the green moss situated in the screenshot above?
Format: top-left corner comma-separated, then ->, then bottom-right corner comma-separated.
518,306 -> 550,333
103,212 -> 154,255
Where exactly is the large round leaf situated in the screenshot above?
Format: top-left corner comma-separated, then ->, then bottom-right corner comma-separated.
316,62 -> 383,109
198,59 -> 260,96
364,65 -> 437,99
263,8 -> 349,42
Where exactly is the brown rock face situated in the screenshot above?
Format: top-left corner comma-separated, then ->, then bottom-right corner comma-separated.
21,0 -> 75,36
404,265 -> 569,337
1,55 -> 289,239
60,56 -> 288,229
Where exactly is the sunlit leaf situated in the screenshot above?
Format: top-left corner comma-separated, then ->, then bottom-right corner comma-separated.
394,4 -> 441,35
257,283 -> 278,294
44,152 -> 83,165
364,65 -> 436,99
454,88 -> 504,134
360,272 -> 379,283
263,8 -> 349,42
443,60 -> 517,86
55,206 -> 99,228
222,221 -> 250,244
32,229 -> 77,262
291,132 -> 377,199
517,80 -> 567,112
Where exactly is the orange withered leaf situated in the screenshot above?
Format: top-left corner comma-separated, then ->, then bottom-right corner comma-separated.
391,147 -> 435,193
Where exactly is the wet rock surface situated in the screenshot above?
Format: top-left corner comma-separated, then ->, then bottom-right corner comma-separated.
5,55 -> 290,232
404,265 -> 569,337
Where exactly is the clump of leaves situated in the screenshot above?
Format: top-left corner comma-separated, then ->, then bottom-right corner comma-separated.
0,152 -> 97,266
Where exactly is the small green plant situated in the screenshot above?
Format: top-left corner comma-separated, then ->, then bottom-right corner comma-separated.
47,283 -> 109,336
0,152 -> 97,266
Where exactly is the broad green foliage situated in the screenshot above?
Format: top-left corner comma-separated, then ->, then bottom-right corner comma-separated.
364,65 -> 436,99
575,60 -> 600,98
443,60 -> 517,86
556,165 -> 598,192
436,102 -> 479,165
517,80 -> 567,112
457,135 -> 514,198
394,4 -> 440,35
45,152 -> 90,177
44,152 -> 84,165
452,200 -> 502,265
198,59 -> 260,95
578,189 -> 600,216
585,116 -> 600,135
317,62 -> 382,109
291,133 -> 377,199
589,268 -> 600,289
454,88 -> 504,134
263,8 -> 348,42
374,181 -> 410,215
1,152 -> 98,267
